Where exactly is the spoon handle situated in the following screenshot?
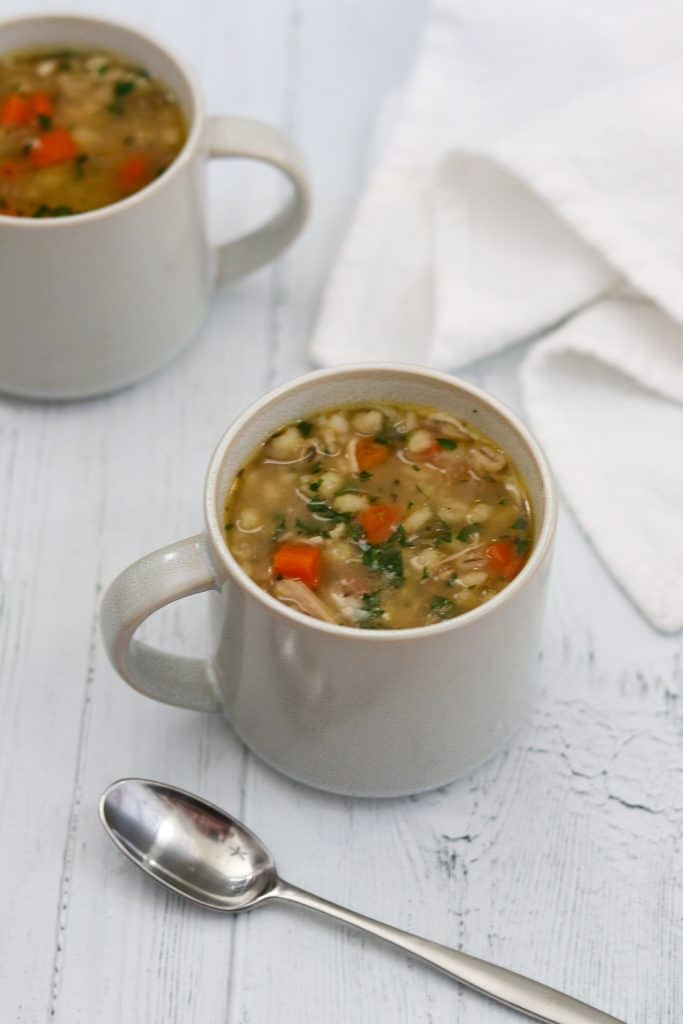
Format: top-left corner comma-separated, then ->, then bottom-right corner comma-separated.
274,881 -> 625,1024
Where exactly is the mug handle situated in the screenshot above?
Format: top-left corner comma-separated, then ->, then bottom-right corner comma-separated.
101,535 -> 222,712
207,116 -> 310,282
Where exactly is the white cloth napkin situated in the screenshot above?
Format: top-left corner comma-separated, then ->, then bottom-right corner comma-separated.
311,0 -> 683,633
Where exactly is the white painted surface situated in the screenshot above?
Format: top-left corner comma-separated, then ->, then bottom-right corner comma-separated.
0,1 -> 679,1021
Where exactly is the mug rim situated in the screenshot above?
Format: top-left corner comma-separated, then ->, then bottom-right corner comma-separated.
204,363 -> 558,643
0,10 -> 204,228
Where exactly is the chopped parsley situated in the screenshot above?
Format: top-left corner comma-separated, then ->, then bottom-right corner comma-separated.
295,517 -> 330,538
373,423 -> 402,446
359,470 -> 373,480
36,114 -> 52,131
362,544 -> 404,584
359,591 -> 385,628
74,153 -> 88,180
307,500 -> 350,523
272,513 -> 287,541
436,437 -> 458,450
457,523 -> 480,542
297,420 -> 314,437
430,595 -> 459,619
114,78 -> 136,98
433,520 -> 453,546
32,204 -> 74,218
348,522 -> 363,541
394,524 -> 413,548
512,517 -> 528,530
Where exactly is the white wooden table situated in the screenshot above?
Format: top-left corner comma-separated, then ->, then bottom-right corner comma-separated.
2,2 -> 681,1021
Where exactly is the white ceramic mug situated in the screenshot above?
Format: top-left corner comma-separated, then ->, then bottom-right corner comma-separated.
0,13 -> 310,400
102,365 -> 557,797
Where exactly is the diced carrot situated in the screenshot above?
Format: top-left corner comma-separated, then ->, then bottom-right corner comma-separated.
31,92 -> 54,120
0,206 -> 18,216
272,544 -> 322,589
117,155 -> 150,191
29,129 -> 78,168
359,504 -> 401,546
1,93 -> 32,125
1,92 -> 55,126
356,436 -> 392,472
0,159 -> 25,181
486,539 -> 525,580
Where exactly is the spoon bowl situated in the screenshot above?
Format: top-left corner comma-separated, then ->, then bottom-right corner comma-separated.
100,778 -> 277,911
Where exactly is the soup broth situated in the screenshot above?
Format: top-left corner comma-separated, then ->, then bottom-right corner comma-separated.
224,403 -> 533,630
0,47 -> 186,217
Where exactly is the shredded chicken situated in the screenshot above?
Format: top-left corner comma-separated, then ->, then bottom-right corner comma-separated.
273,579 -> 338,623
346,436 -> 359,474
423,413 -> 474,440
468,445 -> 507,474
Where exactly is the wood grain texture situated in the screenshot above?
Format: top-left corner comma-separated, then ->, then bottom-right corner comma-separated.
0,1 -> 680,1022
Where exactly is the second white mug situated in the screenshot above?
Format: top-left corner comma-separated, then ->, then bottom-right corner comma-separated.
0,13 -> 310,399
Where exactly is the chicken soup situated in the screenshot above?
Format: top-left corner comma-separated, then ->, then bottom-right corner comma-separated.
0,47 -> 186,217
224,403 -> 533,629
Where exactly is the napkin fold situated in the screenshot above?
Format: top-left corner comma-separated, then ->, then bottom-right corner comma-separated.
311,0 -> 683,632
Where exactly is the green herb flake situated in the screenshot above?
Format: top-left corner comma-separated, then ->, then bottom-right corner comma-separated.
457,523 -> 480,542
297,420 -> 314,438
295,517 -> 330,538
272,513 -> 287,541
348,522 -> 363,541
74,153 -> 88,180
307,500 -> 350,524
436,437 -> 458,450
512,517 -> 528,530
434,520 -> 453,546
36,114 -> 52,131
394,525 -> 413,548
114,79 -> 136,98
359,591 -> 385,629
309,480 -> 321,492
97,63 -> 110,76
359,470 -> 373,480
362,544 -> 404,585
430,595 -> 459,620
515,538 -> 529,556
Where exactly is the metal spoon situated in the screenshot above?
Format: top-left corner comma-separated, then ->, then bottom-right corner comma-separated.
100,779 -> 624,1024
